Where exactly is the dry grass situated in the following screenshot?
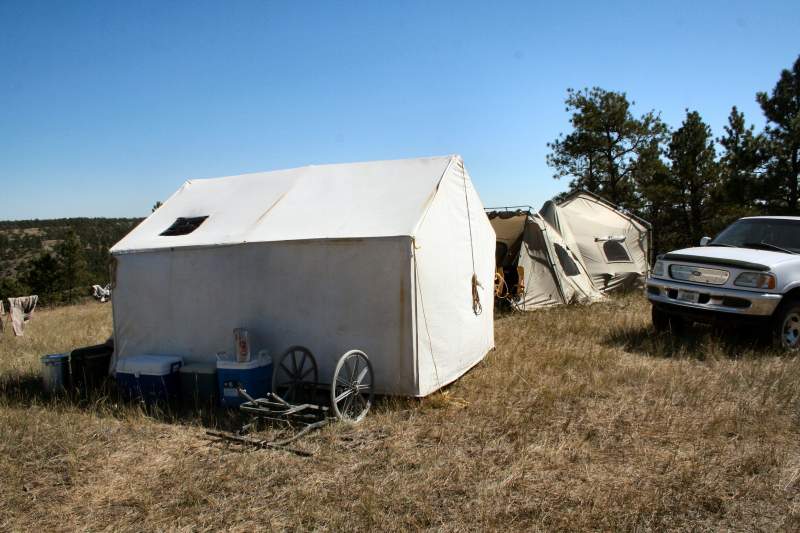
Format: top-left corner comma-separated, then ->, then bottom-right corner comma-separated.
2,295 -> 800,531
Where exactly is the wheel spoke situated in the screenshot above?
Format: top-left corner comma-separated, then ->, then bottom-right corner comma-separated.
356,366 -> 369,384
352,392 -> 370,420
342,391 -> 354,417
350,357 -> 360,382
349,391 -> 359,416
280,362 -> 293,378
291,352 -> 299,375
343,359 -> 353,383
335,388 -> 353,403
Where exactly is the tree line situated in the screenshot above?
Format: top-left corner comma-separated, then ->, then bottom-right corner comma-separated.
547,55 -> 800,255
0,218 -> 141,305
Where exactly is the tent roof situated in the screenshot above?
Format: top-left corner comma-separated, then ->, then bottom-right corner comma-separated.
111,155 -> 459,253
558,190 -> 652,230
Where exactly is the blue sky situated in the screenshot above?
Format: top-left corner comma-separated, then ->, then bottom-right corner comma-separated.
1,0 -> 798,220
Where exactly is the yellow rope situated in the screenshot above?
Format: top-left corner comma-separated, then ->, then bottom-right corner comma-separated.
472,273 -> 483,315
461,162 -> 482,316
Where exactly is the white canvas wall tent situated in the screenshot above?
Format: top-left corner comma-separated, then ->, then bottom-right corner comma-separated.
540,191 -> 651,292
486,207 -> 603,310
110,155 -> 495,397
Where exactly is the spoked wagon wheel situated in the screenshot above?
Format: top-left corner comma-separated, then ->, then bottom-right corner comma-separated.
331,350 -> 374,423
272,346 -> 318,403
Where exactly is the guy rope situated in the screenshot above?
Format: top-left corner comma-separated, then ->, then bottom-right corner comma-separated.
461,161 -> 482,315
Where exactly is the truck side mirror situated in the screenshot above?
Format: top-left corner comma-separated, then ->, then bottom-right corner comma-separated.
699,236 -> 711,247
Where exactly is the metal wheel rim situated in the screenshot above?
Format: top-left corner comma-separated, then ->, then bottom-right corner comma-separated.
272,346 -> 318,402
331,350 -> 374,423
782,312 -> 800,349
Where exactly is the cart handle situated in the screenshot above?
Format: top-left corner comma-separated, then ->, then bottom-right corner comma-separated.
236,387 -> 258,403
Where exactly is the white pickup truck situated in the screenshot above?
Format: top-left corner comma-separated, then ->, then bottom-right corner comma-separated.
646,216 -> 800,350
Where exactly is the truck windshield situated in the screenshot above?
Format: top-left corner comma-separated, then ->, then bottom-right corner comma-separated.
711,219 -> 800,254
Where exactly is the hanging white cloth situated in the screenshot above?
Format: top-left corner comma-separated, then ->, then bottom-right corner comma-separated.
92,284 -> 112,302
7,295 -> 38,336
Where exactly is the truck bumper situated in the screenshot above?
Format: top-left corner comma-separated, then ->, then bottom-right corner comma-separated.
646,277 -> 782,318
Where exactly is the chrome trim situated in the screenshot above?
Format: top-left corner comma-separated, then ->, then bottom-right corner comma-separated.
646,277 -> 782,316
669,264 -> 729,285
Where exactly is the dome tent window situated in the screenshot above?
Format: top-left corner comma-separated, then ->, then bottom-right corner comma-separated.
160,216 -> 209,236
553,243 -> 581,277
602,240 -> 632,263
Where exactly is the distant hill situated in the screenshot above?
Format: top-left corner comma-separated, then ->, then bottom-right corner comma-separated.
0,217 -> 143,283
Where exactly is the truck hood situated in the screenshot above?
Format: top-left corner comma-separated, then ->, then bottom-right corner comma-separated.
663,246 -> 797,270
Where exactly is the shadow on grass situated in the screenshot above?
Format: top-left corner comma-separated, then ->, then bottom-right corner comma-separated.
0,370 -> 246,432
0,370 -> 410,436
603,322 -> 774,359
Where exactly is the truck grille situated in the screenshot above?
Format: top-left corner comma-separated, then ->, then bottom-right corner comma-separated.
669,264 -> 730,285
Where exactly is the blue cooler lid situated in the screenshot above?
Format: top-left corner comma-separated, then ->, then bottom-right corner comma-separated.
216,353 -> 270,370
115,355 -> 183,376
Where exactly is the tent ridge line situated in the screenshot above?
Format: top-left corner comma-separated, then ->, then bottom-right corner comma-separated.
409,155 -> 458,237
180,154 -> 457,185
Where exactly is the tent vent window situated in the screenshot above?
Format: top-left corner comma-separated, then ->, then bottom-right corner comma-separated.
160,216 -> 209,236
553,243 -> 580,276
603,241 -> 631,262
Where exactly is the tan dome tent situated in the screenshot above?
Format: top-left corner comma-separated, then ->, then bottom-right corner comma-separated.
487,207 -> 603,310
110,155 -> 496,397
540,191 -> 651,292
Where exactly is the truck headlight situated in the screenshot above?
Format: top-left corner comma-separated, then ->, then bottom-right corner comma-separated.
734,272 -> 776,289
652,260 -> 665,276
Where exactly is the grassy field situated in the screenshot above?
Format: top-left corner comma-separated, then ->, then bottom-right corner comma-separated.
2,294 -> 800,531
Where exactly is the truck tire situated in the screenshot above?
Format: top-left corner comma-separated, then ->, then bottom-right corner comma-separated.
652,305 -> 685,335
773,299 -> 800,351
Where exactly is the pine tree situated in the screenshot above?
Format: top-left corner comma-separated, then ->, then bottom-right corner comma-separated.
757,55 -> 800,212
716,106 -> 765,222
631,139 -> 675,253
547,87 -> 668,211
23,252 -> 60,303
56,231 -> 89,303
0,276 -> 28,303
666,110 -> 720,246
